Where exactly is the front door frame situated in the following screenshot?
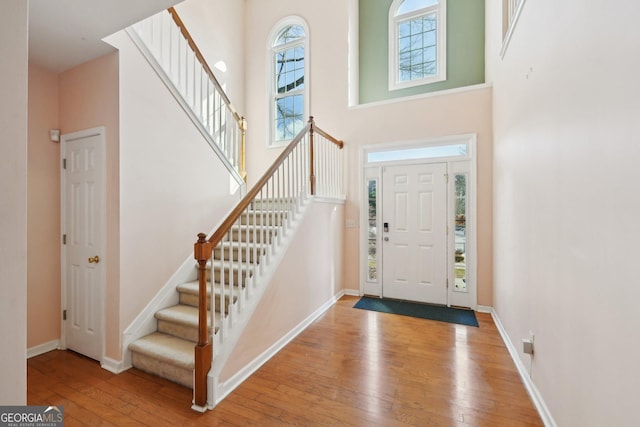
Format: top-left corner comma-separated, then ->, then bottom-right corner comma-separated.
60,126 -> 107,362
359,133 -> 477,309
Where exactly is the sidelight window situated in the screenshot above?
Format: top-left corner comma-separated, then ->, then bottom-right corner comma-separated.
367,179 -> 378,282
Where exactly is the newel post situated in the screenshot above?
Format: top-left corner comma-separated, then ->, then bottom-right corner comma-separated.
308,116 -> 316,196
240,116 -> 247,181
193,233 -> 213,410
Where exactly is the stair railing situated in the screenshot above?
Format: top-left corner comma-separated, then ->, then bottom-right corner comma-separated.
128,7 -> 247,182
192,117 -> 344,408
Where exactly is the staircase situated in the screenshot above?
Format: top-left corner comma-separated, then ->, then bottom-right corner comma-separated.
129,203 -> 285,388
123,7 -> 345,411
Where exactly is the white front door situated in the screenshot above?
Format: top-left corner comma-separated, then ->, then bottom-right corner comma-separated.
61,127 -> 105,361
382,163 -> 448,305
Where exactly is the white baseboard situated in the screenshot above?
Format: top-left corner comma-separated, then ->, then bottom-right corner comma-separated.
490,309 -> 557,427
101,356 -> 129,374
476,305 -> 492,313
343,288 -> 360,297
191,404 -> 207,413
214,290 -> 344,405
27,340 -> 60,359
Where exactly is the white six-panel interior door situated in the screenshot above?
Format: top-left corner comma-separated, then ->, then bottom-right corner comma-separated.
61,127 -> 106,362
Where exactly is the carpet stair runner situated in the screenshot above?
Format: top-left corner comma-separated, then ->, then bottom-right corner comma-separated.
129,203 -> 285,388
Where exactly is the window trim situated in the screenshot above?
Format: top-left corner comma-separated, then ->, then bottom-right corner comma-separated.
388,0 -> 447,91
267,16 -> 310,148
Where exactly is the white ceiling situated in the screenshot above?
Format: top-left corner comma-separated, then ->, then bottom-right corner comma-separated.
29,0 -> 182,73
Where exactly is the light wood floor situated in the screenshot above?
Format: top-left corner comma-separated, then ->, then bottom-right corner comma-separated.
28,295 -> 542,426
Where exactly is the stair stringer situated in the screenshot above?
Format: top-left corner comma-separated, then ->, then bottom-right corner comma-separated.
204,198 -> 311,407
121,200 -> 242,370
120,253 -> 196,370
206,197 -> 346,408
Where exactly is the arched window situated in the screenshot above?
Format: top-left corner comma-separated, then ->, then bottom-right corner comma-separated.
269,17 -> 309,146
389,0 -> 446,90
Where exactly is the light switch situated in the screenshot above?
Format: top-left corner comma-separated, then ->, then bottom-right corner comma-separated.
50,129 -> 60,142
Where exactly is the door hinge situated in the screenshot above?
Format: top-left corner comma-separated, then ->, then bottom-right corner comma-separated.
62,234 -> 67,245
63,158 -> 67,169
63,310 -> 67,321
445,173 -> 449,183
446,278 -> 449,289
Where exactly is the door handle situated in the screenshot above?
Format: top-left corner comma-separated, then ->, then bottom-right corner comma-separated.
88,255 -> 100,264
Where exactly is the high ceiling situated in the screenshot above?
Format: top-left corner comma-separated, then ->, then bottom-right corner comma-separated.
29,0 -> 182,73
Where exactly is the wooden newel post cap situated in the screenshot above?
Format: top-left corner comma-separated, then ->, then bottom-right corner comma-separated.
194,233 -> 212,262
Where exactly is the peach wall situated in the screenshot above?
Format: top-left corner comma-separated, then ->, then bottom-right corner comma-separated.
220,200 -> 344,382
27,64 -> 61,348
244,0 -> 493,306
0,0 -> 28,404
488,0 -> 640,424
59,52 -> 121,360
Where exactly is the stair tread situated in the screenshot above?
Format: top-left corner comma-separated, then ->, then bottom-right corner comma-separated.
177,281 -> 211,296
243,209 -> 289,215
155,304 -> 218,327
231,224 -> 280,231
129,332 -> 194,369
178,280 -> 244,296
216,240 -> 266,249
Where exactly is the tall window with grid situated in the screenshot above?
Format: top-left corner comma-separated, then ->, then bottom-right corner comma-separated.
389,0 -> 446,90
270,20 -> 308,146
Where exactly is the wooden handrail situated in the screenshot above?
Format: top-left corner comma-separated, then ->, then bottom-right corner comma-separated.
309,116 -> 343,195
206,117 -> 343,248
167,7 -> 241,124
167,7 -> 247,181
209,122 -> 309,246
312,124 -> 344,149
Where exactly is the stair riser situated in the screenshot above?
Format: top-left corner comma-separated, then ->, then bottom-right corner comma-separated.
157,319 -> 213,343
230,228 -> 276,244
239,213 -> 286,226
131,352 -> 192,389
250,199 -> 296,210
213,247 -> 262,263
212,267 -> 250,286
179,292 -> 235,313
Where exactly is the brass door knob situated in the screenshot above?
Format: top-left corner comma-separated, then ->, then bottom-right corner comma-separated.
88,255 -> 100,264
